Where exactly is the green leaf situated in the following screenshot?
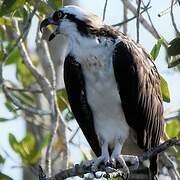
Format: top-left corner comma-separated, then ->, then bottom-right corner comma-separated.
21,132 -> 36,153
13,92 -> 35,107
5,101 -> 17,113
168,56 -> 180,68
27,0 -> 52,15
9,133 -> 23,155
16,59 -> 36,87
167,37 -> 180,56
160,75 -> 170,103
57,88 -> 69,111
0,154 -> 5,164
0,17 -> 12,26
0,173 -> 12,180
150,38 -> 164,60
165,119 -> 180,138
0,0 -> 25,16
9,132 -> 49,165
0,117 -> 12,122
0,43 -> 4,60
9,133 -> 36,159
0,115 -> 18,122
5,47 -> 21,65
48,0 -> 63,9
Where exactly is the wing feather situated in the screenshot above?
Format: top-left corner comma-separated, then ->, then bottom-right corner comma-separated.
112,40 -> 164,176
64,55 -> 101,156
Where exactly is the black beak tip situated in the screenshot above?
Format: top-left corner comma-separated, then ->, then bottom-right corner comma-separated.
40,18 -> 50,33
48,33 -> 55,41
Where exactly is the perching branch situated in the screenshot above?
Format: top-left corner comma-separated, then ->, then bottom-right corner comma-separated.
39,138 -> 180,180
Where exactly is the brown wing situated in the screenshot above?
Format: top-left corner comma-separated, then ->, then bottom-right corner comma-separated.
112,39 -> 164,176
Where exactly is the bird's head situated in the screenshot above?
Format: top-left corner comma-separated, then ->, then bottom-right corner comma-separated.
40,5 -> 103,41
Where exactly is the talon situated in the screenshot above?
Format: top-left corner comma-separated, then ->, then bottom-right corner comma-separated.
110,158 -> 116,168
93,171 -> 103,179
105,161 -> 112,167
110,155 -> 130,179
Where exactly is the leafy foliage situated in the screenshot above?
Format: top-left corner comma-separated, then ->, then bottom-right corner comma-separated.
166,119 -> 180,138
0,173 -> 12,180
167,37 -> 180,68
0,0 -> 25,16
9,132 -> 50,165
167,37 -> 180,56
160,75 -> 170,103
150,39 -> 170,102
150,38 -> 164,60
48,0 -> 63,9
0,154 -> 5,164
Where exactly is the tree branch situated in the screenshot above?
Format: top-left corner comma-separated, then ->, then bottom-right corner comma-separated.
160,152 -> 180,180
102,0 -> 108,21
39,138 -> 180,180
121,0 -> 168,47
112,5 -> 151,27
170,0 -> 180,35
2,83 -> 50,115
136,0 -> 142,43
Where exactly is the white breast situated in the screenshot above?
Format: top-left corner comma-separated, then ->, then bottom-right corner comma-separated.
71,36 -> 129,148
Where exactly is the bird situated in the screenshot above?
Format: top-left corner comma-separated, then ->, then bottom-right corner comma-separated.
40,5 -> 164,179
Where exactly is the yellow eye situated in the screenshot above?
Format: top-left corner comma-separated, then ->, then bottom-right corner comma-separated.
57,12 -> 62,18
53,11 -> 63,21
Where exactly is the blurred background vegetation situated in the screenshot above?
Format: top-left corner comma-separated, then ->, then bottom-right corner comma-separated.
0,0 -> 179,179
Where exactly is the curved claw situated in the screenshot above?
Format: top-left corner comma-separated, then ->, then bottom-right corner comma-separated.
111,155 -> 130,180
92,171 -> 103,179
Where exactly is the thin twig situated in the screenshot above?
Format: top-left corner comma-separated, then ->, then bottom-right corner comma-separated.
112,5 -> 151,27
39,138 -> 180,180
158,0 -> 179,17
141,0 -> 168,48
164,105 -> 180,117
102,0 -> 108,21
2,84 -> 50,115
2,1 -> 40,63
41,41 -> 66,177
123,4 -> 128,34
6,86 -> 42,93
170,0 -> 180,35
136,0 -> 141,43
121,0 -> 168,48
165,114 -> 180,122
69,127 -> 80,143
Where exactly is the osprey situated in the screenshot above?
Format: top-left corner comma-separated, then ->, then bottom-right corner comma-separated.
40,5 -> 164,179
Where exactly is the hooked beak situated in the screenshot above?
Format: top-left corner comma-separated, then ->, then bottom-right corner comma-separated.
40,17 -> 59,41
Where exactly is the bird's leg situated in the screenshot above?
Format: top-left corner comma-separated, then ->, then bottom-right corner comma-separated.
91,140 -> 110,172
110,139 -> 130,180
110,138 -> 140,179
